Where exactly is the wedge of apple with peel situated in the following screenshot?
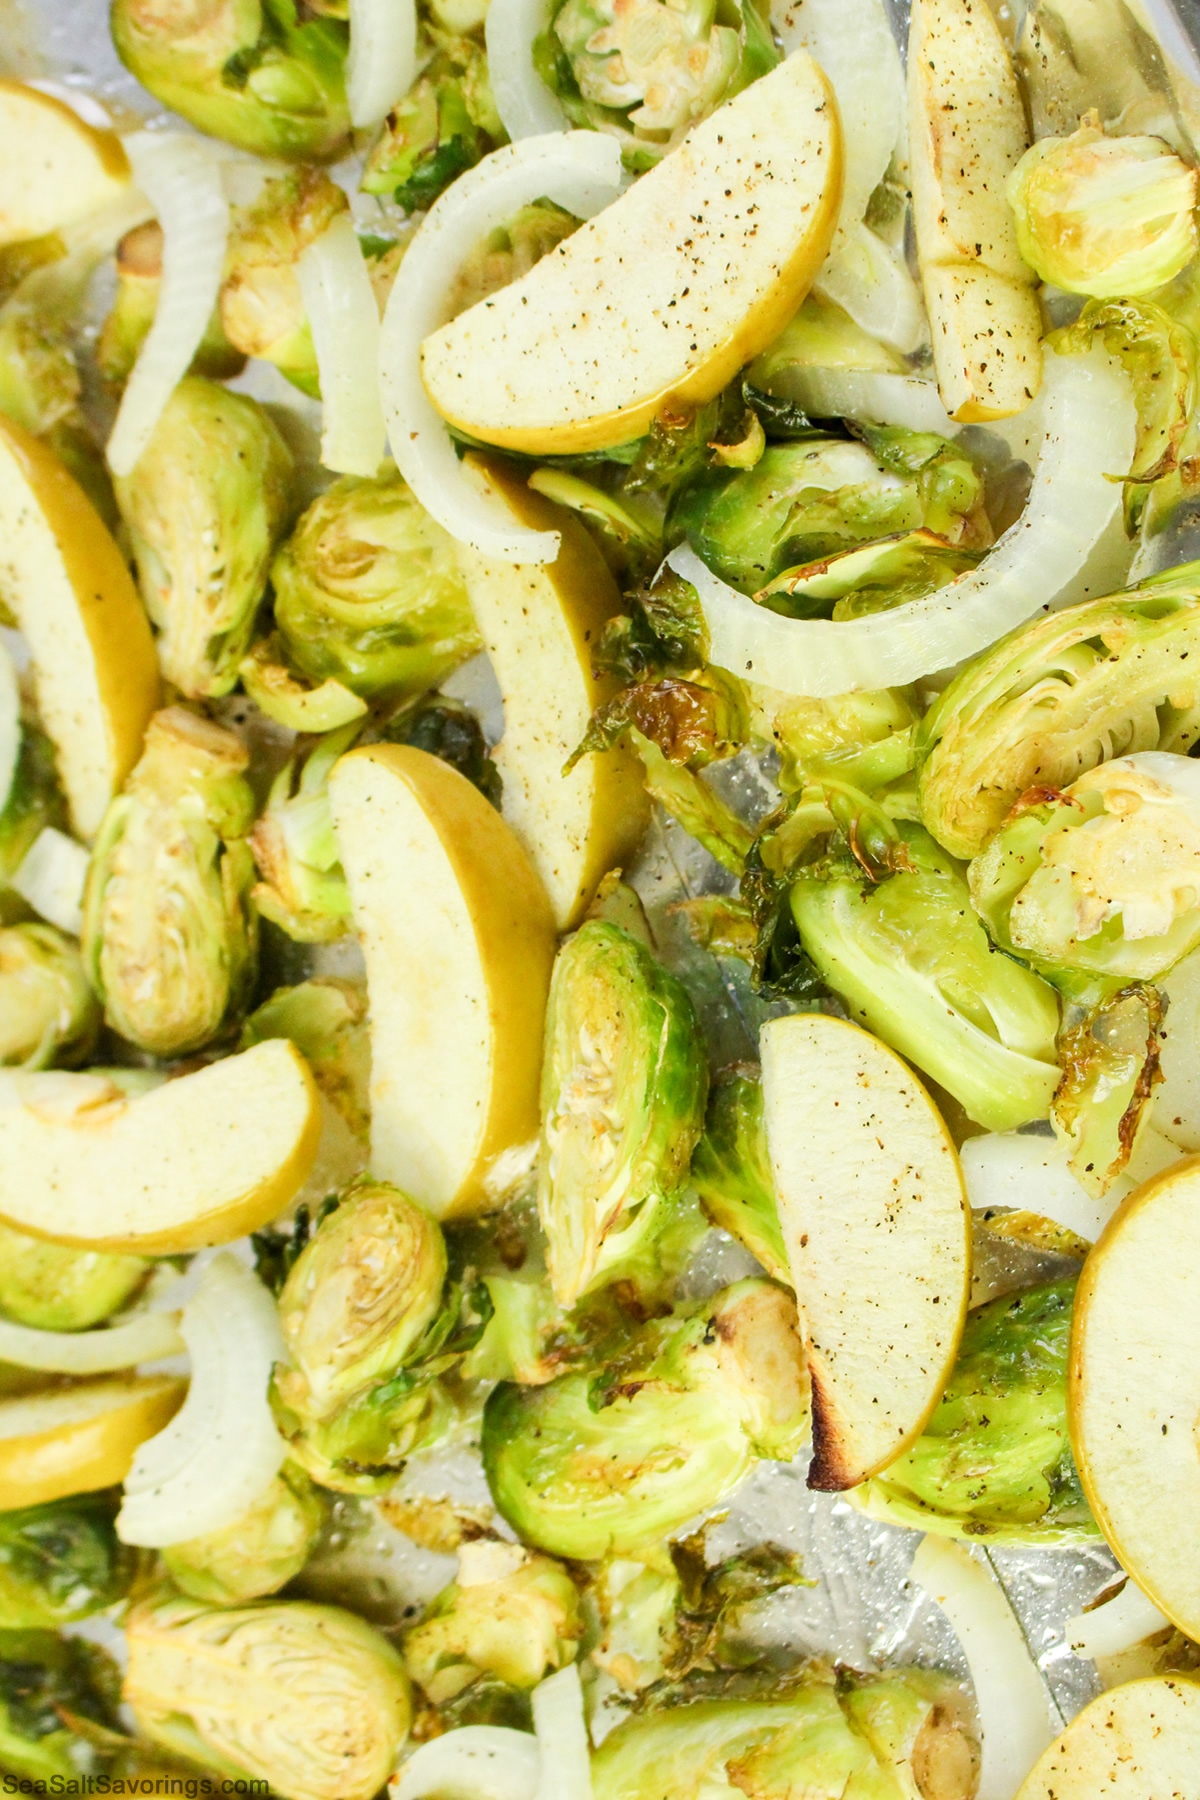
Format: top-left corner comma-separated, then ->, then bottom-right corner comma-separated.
1070,1156 -> 1200,1640
760,1013 -> 971,1490
1016,1676 -> 1200,1799
0,1042 -> 321,1253
0,1375 -> 185,1508
421,54 -> 842,455
0,81 -> 131,246
0,416 -> 159,840
328,744 -> 557,1218
455,455 -> 648,930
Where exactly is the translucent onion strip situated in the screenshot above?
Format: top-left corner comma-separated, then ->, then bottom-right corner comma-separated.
389,1727 -> 541,1800
299,213 -> 388,478
760,363 -> 959,437
117,1253 -> 286,1548
959,1134 -> 1121,1245
486,0 -> 567,140
378,132 -> 623,563
675,350 -> 1136,696
1066,1576 -> 1172,1661
347,0 -> 417,129
10,827 -> 89,936
0,639 -> 17,814
0,1310 -> 183,1374
814,222 -> 925,357
107,133 -> 231,479
911,1536 -> 1056,1800
534,1665 -> 591,1800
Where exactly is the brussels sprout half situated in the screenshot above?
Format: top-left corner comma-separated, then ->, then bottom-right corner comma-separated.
163,1466 -> 327,1605
0,1629 -> 121,1786
0,924 -> 99,1069
402,1541 -> 582,1703
690,1064 -> 789,1284
0,1223 -> 148,1333
0,1495 -> 136,1630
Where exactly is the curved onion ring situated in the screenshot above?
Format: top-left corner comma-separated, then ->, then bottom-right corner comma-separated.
117,1253 -> 285,1548
390,1727 -> 540,1800
107,133 -> 231,479
533,1665 -> 591,1800
1066,1575 -> 1172,1661
10,827 -> 89,937
0,1309 -> 183,1374
673,349 -> 1136,696
347,0 -> 417,129
299,213 -> 388,477
378,132 -> 623,563
912,1535 -> 1055,1800
486,0 -> 567,140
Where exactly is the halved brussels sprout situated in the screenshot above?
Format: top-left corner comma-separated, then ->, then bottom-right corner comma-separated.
853,1279 -> 1097,1546
1051,984 -> 1163,1196
539,920 -> 709,1306
402,1541 -> 582,1702
0,1223 -> 148,1332
1008,118 -> 1198,298
163,1466 -> 327,1605
361,30 -> 501,213
111,0 -> 352,162
249,722 -> 358,945
689,1064 -> 789,1284
123,1593 -> 411,1800
271,465 -> 479,699
82,708 -> 257,1057
0,1495 -> 136,1629
241,978 -> 370,1140
443,202 -> 579,320
482,1279 -> 808,1560
0,923 -> 99,1068
0,1628 -> 121,1786
239,634 -> 367,735
747,685 -> 918,796
97,220 -> 244,388
113,377 -> 294,699
916,566 -> 1200,860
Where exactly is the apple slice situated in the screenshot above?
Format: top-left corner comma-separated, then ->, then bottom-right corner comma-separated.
908,0 -> 1043,420
0,1041 -> 322,1253
455,455 -> 648,930
0,82 -> 131,247
760,1012 -> 971,1490
0,1375 -> 185,1508
1016,1676 -> 1200,1800
420,54 -> 842,455
328,744 -> 557,1218
0,417 -> 159,841
1070,1156 -> 1200,1640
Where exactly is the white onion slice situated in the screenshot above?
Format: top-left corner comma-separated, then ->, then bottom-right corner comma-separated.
390,1727 -> 541,1800
347,0 -> 418,129
1065,1576 -> 1172,1661
107,133 -> 231,479
486,0 -> 567,140
676,349 -> 1136,696
378,132 -> 623,563
0,637 -> 17,814
299,213 -> 388,478
533,1665 -> 591,1800
911,1536 -> 1056,1800
960,1134 -> 1125,1244
11,827 -> 89,936
0,1310 -> 183,1374
117,1253 -> 285,1548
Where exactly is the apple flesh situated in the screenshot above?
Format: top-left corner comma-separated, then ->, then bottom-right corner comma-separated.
0,1375 -> 185,1508
1016,1676 -> 1200,1799
420,53 -> 843,455
328,744 -> 557,1218
0,82 -> 131,246
760,1012 -> 971,1490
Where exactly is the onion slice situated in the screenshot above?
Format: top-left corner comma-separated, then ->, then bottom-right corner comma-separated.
390,1727 -> 541,1800
675,349 -> 1136,696
814,221 -> 925,357
117,1252 -> 286,1548
1065,1576 -> 1172,1661
299,213 -> 388,478
911,1535 -> 1056,1800
107,133 -> 231,479
11,827 -> 89,936
960,1134 -> 1122,1244
347,0 -> 417,129
0,638 -> 17,814
487,0 -> 567,140
533,1665 -> 591,1800
378,132 -> 623,563
0,1310 -> 183,1374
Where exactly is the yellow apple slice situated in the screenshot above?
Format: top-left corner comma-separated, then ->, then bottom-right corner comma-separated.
0,416 -> 159,841
328,744 -> 557,1218
1070,1156 -> 1200,1640
455,455 -> 648,930
0,1375 -> 186,1508
1016,1676 -> 1200,1800
420,54 -> 843,455
760,1012 -> 971,1490
0,81 -> 131,247
0,1042 -> 322,1253
908,0 -> 1043,420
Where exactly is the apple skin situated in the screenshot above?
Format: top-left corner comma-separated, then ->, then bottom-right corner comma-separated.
0,1376 -> 186,1508
0,81 -> 131,246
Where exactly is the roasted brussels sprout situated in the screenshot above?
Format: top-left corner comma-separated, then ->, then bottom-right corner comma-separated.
249,723 -> 358,944
0,1223 -> 147,1333
483,1279 -> 808,1560
853,1280 -> 1097,1546
1051,984 -> 1163,1196
690,1064 -> 789,1284
790,823 -> 1062,1132
0,923 -> 99,1068
361,30 -> 501,212
113,377 -> 293,699
219,168 -> 350,397
539,920 -> 709,1306
239,633 -> 367,734
444,202 -> 580,319
916,567 -> 1200,861
0,1496 -> 136,1629
1008,118 -> 1198,298
0,1629 -> 121,1786
271,466 -> 479,699
82,708 -> 257,1057
0,727 -> 67,895
748,685 -> 919,797
402,1541 -> 582,1702
241,977 -> 370,1140
110,0 -> 352,162
124,1593 -> 411,1800
97,220 -> 244,388
163,1467 -> 327,1606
